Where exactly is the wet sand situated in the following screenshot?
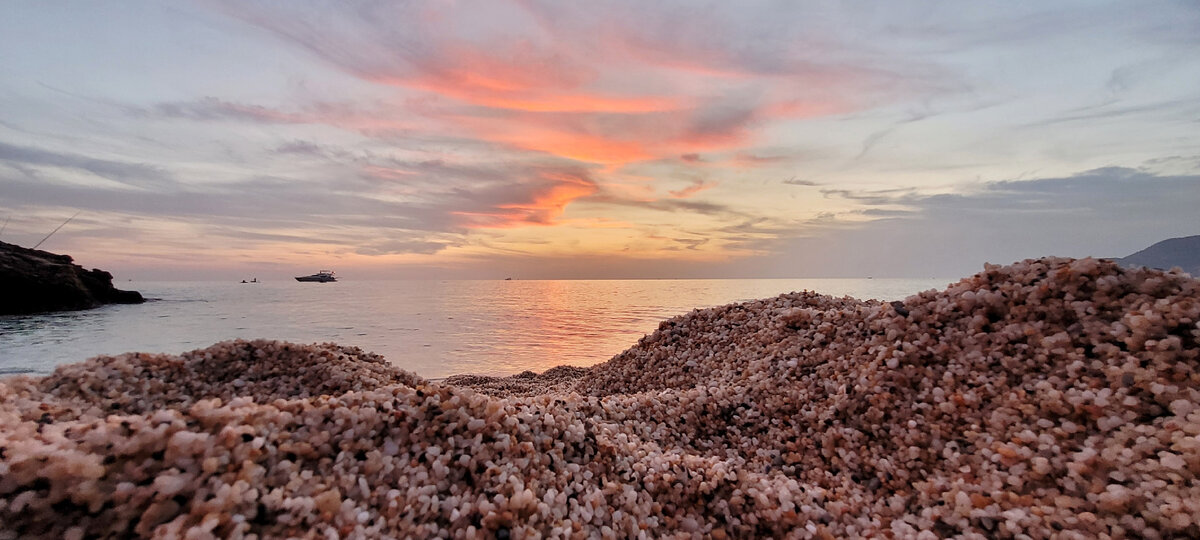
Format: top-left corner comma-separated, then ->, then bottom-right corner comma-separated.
2,257 -> 1198,538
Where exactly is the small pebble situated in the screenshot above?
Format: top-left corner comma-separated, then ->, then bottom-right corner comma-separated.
1,257 -> 1197,538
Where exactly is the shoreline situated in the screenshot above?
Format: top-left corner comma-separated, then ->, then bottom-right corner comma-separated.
2,257 -> 1199,537
0,276 -> 950,380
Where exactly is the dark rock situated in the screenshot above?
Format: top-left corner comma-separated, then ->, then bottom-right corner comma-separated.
0,240 -> 143,315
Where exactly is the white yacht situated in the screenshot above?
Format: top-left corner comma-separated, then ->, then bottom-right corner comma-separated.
295,270 -> 337,283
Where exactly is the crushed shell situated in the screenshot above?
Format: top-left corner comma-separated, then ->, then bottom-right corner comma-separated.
2,257 -> 1199,539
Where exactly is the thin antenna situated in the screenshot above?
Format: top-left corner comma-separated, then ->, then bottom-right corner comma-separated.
32,211 -> 80,250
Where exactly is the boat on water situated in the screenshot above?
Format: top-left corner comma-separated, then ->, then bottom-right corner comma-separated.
295,270 -> 337,283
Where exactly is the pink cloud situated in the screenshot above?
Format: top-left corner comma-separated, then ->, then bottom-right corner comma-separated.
209,2 -> 893,167
668,179 -> 717,198
452,171 -> 598,229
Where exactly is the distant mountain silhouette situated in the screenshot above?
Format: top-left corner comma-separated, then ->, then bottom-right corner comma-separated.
1116,235 -> 1200,275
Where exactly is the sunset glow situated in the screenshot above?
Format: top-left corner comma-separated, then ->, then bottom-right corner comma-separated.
1,1 -> 1198,279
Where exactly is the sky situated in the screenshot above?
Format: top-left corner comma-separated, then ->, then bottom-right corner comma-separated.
0,1 -> 1198,280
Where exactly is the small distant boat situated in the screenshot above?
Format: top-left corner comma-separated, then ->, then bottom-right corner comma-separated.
295,270 -> 337,283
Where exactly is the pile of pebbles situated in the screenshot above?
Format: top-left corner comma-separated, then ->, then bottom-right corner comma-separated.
443,366 -> 589,398
2,257 -> 1197,538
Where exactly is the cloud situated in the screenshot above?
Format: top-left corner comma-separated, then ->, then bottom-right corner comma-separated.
451,170 -> 598,228
355,239 -> 452,256
273,140 -> 327,156
820,187 -> 916,206
585,192 -> 737,217
7,1 -> 1198,279
1024,98 -> 1200,128
0,141 -> 172,189
752,167 -> 1200,277
731,152 -> 794,168
0,144 -> 605,255
201,1 -> 919,166
669,236 -> 709,251
144,97 -> 305,123
667,179 -> 716,198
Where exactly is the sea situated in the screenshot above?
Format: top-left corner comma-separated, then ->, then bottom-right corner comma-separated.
0,278 -> 951,379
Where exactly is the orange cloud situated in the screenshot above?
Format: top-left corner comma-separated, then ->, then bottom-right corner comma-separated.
371,73 -> 685,114
453,172 -> 597,229
359,41 -> 688,115
291,40 -> 860,169
473,93 -> 680,114
766,98 -> 853,118
214,2 -> 908,176
500,130 -> 655,164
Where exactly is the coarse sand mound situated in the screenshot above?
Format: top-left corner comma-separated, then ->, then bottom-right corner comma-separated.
1,257 -> 1198,539
443,366 -> 590,398
32,341 -> 425,418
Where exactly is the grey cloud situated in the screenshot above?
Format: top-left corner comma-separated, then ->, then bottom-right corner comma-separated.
716,218 -> 793,237
274,140 -> 327,155
686,101 -> 758,139
1026,98 -> 1200,128
520,1 -> 906,78
143,97 -> 304,123
0,141 -> 173,189
201,227 -> 329,245
664,237 -> 708,251
0,172 -> 442,231
884,3 -> 1196,54
707,217 -> 801,254
587,194 -> 736,217
751,167 -> 1200,277
1142,154 -> 1200,171
782,176 -> 817,186
0,172 -> 469,257
0,140 -> 615,254
820,187 -> 916,206
853,126 -> 896,161
858,208 -> 915,218
205,2 -> 466,88
849,103 -> 965,163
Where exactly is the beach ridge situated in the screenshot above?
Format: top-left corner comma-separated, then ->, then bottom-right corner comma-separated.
2,257 -> 1198,538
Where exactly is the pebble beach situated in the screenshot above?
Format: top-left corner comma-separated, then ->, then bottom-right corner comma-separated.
2,257 -> 1198,538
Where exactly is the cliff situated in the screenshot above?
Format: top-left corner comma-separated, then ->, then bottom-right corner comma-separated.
0,240 -> 143,315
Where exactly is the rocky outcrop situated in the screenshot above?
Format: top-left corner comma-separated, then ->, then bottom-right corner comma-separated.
0,240 -> 143,315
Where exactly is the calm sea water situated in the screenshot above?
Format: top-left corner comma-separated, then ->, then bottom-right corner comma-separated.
0,278 -> 950,379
